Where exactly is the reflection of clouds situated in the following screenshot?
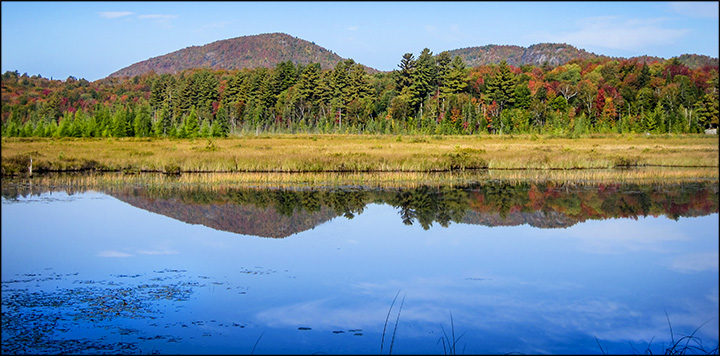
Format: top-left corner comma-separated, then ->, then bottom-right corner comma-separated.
671,252 -> 719,273
254,270 -> 717,351
255,298 -> 387,329
558,218 -> 690,254
136,248 -> 178,255
97,250 -> 133,258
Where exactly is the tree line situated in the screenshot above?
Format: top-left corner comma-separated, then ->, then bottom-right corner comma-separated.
2,49 -> 718,138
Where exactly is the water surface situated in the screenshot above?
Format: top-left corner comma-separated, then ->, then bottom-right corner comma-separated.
2,178 -> 718,354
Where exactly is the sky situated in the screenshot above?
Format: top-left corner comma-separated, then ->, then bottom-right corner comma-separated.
1,1 -> 718,82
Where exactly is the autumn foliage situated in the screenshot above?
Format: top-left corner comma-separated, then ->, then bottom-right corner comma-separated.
2,48 -> 718,138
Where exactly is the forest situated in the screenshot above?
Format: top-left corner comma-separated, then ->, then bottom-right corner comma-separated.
1,48 -> 718,138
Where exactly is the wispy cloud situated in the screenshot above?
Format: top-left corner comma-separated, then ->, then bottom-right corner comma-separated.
346,25 -> 359,31
99,11 -> 134,19
671,252 -> 719,273
194,21 -> 231,33
138,14 -> 178,21
136,248 -> 178,256
669,1 -> 719,19
531,16 -> 689,52
424,24 -> 462,43
97,250 -> 133,258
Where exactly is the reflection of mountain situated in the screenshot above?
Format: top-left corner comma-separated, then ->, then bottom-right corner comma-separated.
112,193 -> 338,238
2,179 -> 717,236
461,210 -> 577,229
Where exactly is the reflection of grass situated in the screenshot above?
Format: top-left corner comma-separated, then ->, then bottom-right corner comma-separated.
654,311 -> 717,355
250,331 -> 264,355
596,311 -> 718,355
8,168 -> 719,191
381,290 -> 406,355
438,312 -> 466,355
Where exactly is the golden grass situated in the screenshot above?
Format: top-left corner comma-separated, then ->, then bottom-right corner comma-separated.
1,134 -> 718,176
8,167 -> 717,191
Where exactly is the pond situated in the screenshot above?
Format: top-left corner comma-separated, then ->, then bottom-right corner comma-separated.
2,176 -> 718,354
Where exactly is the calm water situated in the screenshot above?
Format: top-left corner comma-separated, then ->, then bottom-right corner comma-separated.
2,178 -> 718,354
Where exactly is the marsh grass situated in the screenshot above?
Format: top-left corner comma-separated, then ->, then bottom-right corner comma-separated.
438,312 -> 467,355
2,134 -> 717,176
381,290 -> 406,355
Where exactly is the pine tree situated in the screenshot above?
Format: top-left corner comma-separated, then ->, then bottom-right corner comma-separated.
214,106 -> 230,137
409,48 -> 436,110
440,56 -> 468,96
487,60 -> 516,111
183,107 -> 200,138
133,105 -> 152,137
396,53 -> 416,93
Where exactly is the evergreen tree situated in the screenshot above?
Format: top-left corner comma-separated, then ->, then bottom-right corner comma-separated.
514,83 -> 532,110
435,51 -> 452,89
696,92 -> 719,129
133,105 -> 152,137
214,105 -> 230,137
487,60 -> 516,111
183,107 -> 200,138
440,56 -> 468,96
396,53 -> 416,93
199,119 -> 211,138
153,106 -> 172,137
111,110 -> 128,137
409,48 -> 436,110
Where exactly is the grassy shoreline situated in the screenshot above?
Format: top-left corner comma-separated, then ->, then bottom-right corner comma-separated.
2,134 -> 718,177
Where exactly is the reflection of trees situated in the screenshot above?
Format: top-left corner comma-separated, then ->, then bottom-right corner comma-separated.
480,182 -> 531,219
326,190 -> 367,219
2,178 -> 717,230
387,186 -> 470,229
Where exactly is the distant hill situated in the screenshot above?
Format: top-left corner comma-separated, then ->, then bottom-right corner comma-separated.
446,43 -> 606,67
108,33 -> 718,79
446,43 -> 718,69
108,32 -> 358,78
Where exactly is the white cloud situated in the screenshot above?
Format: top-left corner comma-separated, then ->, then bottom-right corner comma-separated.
670,2 -> 719,18
99,11 -> 134,19
195,21 -> 231,32
671,252 -> 719,273
347,25 -> 359,31
552,217 -> 690,255
138,14 -> 178,21
136,248 -> 178,255
97,250 -> 133,258
531,16 -> 690,52
423,24 -> 462,44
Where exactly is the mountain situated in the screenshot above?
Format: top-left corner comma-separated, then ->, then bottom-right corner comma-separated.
108,32 -> 355,78
446,43 -> 717,69
447,43 -> 610,67
108,32 -> 717,79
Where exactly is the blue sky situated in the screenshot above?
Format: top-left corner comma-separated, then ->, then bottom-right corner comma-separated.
1,1 -> 718,81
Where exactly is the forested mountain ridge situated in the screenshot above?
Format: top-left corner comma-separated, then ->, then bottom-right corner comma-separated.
108,32 -> 365,78
108,33 -> 719,80
2,34 -> 718,138
447,43 -> 717,69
